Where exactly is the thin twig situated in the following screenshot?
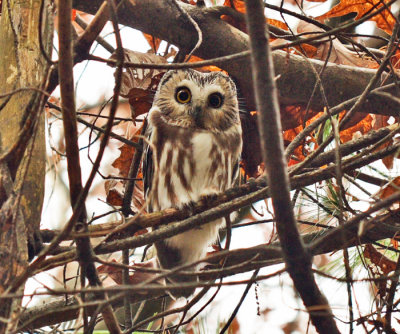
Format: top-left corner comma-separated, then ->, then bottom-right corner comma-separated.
219,269 -> 259,334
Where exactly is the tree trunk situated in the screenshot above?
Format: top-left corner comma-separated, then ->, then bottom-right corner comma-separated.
0,0 -> 53,330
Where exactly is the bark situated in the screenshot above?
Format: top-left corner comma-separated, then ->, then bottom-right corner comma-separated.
73,0 -> 400,128
18,210 -> 400,330
0,0 -> 53,329
244,0 -> 339,332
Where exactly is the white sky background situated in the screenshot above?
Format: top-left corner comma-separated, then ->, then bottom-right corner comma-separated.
25,0 -> 400,333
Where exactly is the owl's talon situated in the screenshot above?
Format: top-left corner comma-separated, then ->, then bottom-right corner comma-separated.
181,201 -> 196,215
200,193 -> 219,207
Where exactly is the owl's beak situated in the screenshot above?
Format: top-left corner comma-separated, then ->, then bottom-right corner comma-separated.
190,105 -> 204,127
190,105 -> 202,118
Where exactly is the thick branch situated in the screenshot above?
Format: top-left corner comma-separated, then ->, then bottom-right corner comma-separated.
72,0 -> 400,127
19,209 -> 400,330
244,0 -> 339,333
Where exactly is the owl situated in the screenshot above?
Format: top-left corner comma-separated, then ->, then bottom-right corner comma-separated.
143,69 -> 242,296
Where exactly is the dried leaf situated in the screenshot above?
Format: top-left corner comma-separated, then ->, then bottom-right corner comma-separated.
112,143 -> 135,178
281,105 -> 320,130
222,0 -> 287,34
296,21 -> 378,68
282,320 -> 300,334
98,258 -> 156,286
283,112 -> 321,165
109,50 -> 167,118
97,260 -> 124,285
107,124 -> 145,209
339,113 -> 373,142
267,18 -> 289,31
377,176 -> 400,201
391,49 -> 400,69
364,244 -> 396,275
105,187 -> 124,207
227,318 -> 241,334
316,0 -> 396,34
142,33 -> 162,53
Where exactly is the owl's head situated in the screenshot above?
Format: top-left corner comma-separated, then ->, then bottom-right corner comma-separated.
152,69 -> 240,132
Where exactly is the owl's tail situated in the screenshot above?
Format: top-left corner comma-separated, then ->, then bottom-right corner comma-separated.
155,240 -> 199,298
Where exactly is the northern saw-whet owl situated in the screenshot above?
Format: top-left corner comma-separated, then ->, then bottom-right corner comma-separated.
143,69 -> 242,297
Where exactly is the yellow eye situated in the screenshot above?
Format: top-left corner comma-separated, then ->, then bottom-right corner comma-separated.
175,87 -> 191,104
208,93 -> 223,108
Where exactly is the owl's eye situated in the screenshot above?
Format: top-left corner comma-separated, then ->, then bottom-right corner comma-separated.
175,87 -> 191,104
208,93 -> 224,108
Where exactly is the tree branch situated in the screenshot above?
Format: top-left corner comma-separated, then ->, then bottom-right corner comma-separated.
244,0 -> 339,332
72,0 -> 400,127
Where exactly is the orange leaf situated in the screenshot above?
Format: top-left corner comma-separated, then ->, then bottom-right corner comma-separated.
391,49 -> 400,69
142,33 -> 162,53
283,112 -> 322,165
381,141 -> 394,170
371,115 -> 395,169
185,55 -> 224,73
316,0 -> 396,34
281,105 -> 321,130
377,176 -> 400,201
267,18 -> 289,31
222,0 -> 287,34
339,113 -> 373,143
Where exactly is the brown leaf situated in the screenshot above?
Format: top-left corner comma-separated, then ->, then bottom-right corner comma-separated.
377,176 -> 400,202
105,188 -> 124,207
97,259 -> 124,284
104,179 -> 124,206
108,124 -> 145,209
364,244 -> 396,275
98,259 -> 158,286
109,50 -> 167,118
391,49 -> 400,69
112,142 -> 135,178
222,0 -> 247,31
316,0 -> 396,34
296,21 -> 378,68
281,320 -> 300,334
